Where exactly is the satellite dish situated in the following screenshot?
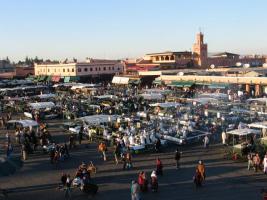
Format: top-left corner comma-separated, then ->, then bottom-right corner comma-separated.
236,62 -> 242,67
243,63 -> 250,68
210,64 -> 215,69
177,72 -> 184,76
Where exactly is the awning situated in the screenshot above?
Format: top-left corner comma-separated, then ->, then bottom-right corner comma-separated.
70,76 -> 79,82
129,79 -> 141,85
45,76 -> 52,82
167,81 -> 194,88
152,80 -> 163,85
52,76 -> 61,82
64,76 -> 70,83
112,76 -> 129,84
195,82 -> 211,86
208,83 -> 229,89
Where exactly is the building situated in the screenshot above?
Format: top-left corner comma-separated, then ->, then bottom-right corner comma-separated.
125,32 -> 266,73
15,65 -> 34,78
34,58 -> 124,82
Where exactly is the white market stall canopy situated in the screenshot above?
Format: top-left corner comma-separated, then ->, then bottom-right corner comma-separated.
7,119 -> 38,127
193,97 -> 219,104
198,93 -> 228,100
28,102 -> 55,110
95,95 -> 118,99
78,114 -> 118,125
112,77 -> 130,85
248,121 -> 267,129
149,102 -> 182,108
37,93 -> 56,99
227,128 -> 261,136
70,83 -> 101,90
142,89 -> 171,94
140,93 -> 163,100
247,98 -> 267,104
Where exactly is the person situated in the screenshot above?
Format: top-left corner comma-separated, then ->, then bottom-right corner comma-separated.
174,148 -> 181,169
78,126 -> 83,145
253,153 -> 261,172
98,142 -> 107,161
150,171 -> 158,192
126,151 -> 133,169
114,142 -> 120,165
61,173 -> 67,187
69,135 -> 75,150
193,168 -> 203,188
221,131 -> 227,146
64,174 -> 72,199
156,158 -> 163,176
203,135 -> 209,148
155,138 -> 161,153
247,153 -> 254,170
131,180 -> 140,200
263,155 -> 267,174
196,160 -> 205,181
6,143 -> 13,159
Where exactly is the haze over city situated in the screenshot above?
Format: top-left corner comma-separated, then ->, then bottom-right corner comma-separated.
0,0 -> 267,61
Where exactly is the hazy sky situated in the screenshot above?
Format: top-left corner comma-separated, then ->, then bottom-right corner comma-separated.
0,0 -> 266,61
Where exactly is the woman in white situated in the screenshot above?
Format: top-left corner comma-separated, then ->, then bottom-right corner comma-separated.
263,155 -> 267,174
221,131 -> 226,145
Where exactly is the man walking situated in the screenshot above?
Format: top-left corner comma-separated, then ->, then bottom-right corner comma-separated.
174,148 -> 181,169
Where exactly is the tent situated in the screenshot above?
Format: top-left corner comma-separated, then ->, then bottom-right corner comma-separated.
28,102 -> 55,110
149,102 -> 182,108
7,120 -> 38,127
248,121 -> 267,129
227,128 -> 260,136
78,114 -> 118,125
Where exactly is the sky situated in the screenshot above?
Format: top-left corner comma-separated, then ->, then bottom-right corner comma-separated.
0,0 -> 267,62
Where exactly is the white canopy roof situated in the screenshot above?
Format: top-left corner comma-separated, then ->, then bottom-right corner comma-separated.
227,128 -> 261,136
140,93 -> 163,100
8,119 -> 38,127
29,102 -> 55,110
198,93 -> 228,99
149,102 -> 181,108
37,93 -> 56,99
95,95 -> 118,99
248,121 -> 267,129
247,98 -> 267,103
193,97 -> 219,104
112,77 -> 129,84
78,114 -> 118,125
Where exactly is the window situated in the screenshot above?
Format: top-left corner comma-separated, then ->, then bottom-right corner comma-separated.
103,67 -> 106,71
84,68 -> 88,72
95,68 -> 98,71
90,68 -> 93,71
78,68 -> 81,72
112,67 -> 114,70
108,67 -> 111,70
54,69 -> 56,72
99,67 -> 101,71
48,69 -> 50,72
63,68 -> 65,72
67,68 -> 70,72
117,67 -> 120,71
72,68 -> 74,72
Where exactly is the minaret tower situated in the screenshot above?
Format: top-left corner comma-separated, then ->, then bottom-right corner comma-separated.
192,32 -> 208,67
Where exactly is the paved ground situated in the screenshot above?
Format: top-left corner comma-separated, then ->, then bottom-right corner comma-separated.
0,119 -> 266,200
